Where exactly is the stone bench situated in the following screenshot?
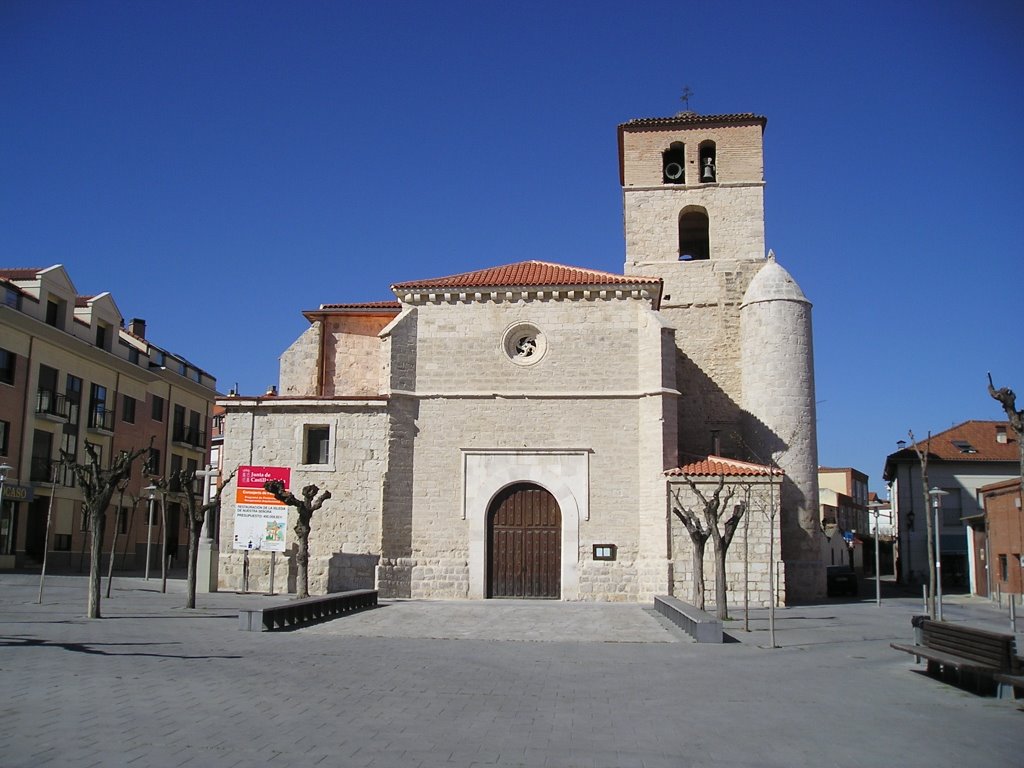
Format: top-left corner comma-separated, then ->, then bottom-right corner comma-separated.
239,589 -> 378,632
891,617 -> 1020,696
654,595 -> 723,643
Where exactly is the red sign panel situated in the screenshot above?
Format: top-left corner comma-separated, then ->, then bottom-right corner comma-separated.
238,465 -> 291,490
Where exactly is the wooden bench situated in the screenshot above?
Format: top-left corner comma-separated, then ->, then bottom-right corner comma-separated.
891,618 -> 1020,696
654,595 -> 723,643
239,589 -> 378,632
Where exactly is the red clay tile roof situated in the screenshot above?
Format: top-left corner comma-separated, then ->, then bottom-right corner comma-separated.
622,112 -> 766,128
391,261 -> 662,292
666,455 -> 782,478
75,295 -> 94,307
318,301 -> 401,310
892,420 -> 1018,463
0,267 -> 46,280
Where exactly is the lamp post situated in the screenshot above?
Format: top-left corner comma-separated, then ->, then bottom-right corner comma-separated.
929,487 -> 949,621
144,484 -> 158,580
868,501 -> 886,607
0,463 -> 12,509
0,463 -> 12,558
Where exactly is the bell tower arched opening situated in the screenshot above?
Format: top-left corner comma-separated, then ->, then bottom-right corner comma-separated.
678,207 -> 710,261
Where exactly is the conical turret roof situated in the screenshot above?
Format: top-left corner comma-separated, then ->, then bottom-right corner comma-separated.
740,251 -> 809,308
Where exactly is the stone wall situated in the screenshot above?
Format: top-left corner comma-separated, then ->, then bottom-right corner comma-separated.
668,476 -> 785,608
620,121 -> 765,189
322,314 -> 392,396
279,323 -> 320,396
217,402 -> 389,595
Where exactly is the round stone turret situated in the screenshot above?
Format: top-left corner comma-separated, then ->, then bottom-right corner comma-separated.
740,252 -> 824,601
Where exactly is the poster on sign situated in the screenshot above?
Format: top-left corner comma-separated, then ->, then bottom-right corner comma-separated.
233,466 -> 290,552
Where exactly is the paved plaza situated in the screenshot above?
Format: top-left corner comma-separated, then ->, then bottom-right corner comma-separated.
0,573 -> 1021,767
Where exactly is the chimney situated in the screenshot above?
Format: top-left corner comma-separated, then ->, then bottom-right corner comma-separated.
996,425 -> 1008,444
129,318 -> 146,338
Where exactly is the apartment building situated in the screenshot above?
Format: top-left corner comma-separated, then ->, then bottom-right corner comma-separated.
0,265 -> 217,569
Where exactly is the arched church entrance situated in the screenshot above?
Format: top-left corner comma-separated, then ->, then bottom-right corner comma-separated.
487,483 -> 561,599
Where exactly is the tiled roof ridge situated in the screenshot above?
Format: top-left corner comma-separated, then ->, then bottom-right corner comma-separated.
0,267 -> 46,279
317,300 -> 402,310
392,260 -> 661,291
623,112 -> 766,126
666,454 -> 783,477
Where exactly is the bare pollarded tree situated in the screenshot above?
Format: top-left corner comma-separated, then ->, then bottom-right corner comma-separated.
907,430 -> 936,619
671,473 -> 746,619
173,466 -> 237,609
263,480 -> 332,599
63,442 -> 149,618
988,372 -> 1024,499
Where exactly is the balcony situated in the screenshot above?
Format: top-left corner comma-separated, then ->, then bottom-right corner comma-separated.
172,425 -> 207,450
87,406 -> 115,433
36,389 -> 71,421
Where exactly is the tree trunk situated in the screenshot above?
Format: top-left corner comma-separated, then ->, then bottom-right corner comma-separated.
295,519 -> 310,599
87,513 -> 105,619
712,533 -> 729,620
691,537 -> 707,609
185,518 -> 201,609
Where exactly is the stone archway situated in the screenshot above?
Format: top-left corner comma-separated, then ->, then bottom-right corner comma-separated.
487,483 -> 561,598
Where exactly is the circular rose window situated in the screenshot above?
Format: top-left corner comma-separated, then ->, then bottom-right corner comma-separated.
502,323 -> 546,366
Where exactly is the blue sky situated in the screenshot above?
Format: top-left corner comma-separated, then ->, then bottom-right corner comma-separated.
2,1 -> 1022,492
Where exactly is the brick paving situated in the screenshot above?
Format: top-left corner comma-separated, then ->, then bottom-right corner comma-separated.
0,573 -> 1021,767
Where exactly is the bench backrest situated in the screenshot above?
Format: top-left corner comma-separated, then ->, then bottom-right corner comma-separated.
921,620 -> 1017,671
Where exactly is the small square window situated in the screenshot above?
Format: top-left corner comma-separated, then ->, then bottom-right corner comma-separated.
53,533 -> 72,551
593,544 -> 617,561
304,426 -> 330,464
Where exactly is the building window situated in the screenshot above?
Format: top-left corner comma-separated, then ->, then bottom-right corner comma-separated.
31,430 -> 53,482
999,554 -> 1008,582
65,375 -> 82,425
3,285 -> 20,310
95,324 -> 108,350
678,208 -> 710,261
698,141 -> 717,182
152,395 -> 165,422
89,384 -> 113,431
304,426 -> 330,465
662,142 -> 686,184
0,419 -> 9,455
53,533 -> 72,551
169,453 -> 183,491
145,447 -> 161,476
45,298 -> 66,329
60,432 -> 77,486
0,348 -> 16,385
173,404 -> 186,443
122,395 -> 136,424
941,488 -> 962,527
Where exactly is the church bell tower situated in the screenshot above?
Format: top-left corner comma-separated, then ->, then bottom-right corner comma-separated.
619,110 -> 825,601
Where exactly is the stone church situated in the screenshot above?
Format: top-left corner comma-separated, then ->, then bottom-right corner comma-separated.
218,111 -> 825,604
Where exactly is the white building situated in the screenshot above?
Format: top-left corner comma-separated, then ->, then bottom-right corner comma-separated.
218,111 -> 824,603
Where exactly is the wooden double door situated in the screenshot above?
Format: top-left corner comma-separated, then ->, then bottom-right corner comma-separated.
487,483 -> 561,599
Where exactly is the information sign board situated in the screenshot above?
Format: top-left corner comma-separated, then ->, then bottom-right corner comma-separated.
233,466 -> 290,552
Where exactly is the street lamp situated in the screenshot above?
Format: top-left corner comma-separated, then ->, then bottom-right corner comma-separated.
144,484 -> 158,580
0,463 -> 12,505
929,487 -> 949,621
868,501 -> 886,607
0,465 -> 12,551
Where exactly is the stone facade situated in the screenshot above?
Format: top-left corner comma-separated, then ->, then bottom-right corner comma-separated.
217,111 -> 824,604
